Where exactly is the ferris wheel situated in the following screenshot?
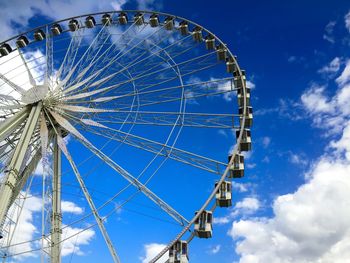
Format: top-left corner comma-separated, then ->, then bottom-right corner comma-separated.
0,10 -> 252,263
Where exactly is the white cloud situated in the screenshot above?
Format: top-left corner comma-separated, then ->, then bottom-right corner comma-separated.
140,243 -> 168,263
323,21 -> 336,43
61,201 -> 84,214
345,10 -> 350,32
336,59 -> 350,86
137,0 -> 163,10
231,78 -> 350,262
288,152 -> 308,166
214,197 -> 260,225
1,195 -> 93,260
0,1 -> 130,41
300,65 -> 350,134
231,182 -> 250,193
318,57 -> 341,74
216,79 -> 235,102
246,80 -> 255,90
235,197 -> 260,212
301,85 -> 333,113
230,152 -> 350,263
214,216 -> 231,225
60,225 -> 95,256
2,193 -> 42,260
207,244 -> 221,255
216,78 -> 255,102
262,137 -> 271,148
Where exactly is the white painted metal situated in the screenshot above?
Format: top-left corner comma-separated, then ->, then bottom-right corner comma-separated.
0,103 -> 42,228
56,134 -> 120,263
0,107 -> 29,142
50,135 -> 62,263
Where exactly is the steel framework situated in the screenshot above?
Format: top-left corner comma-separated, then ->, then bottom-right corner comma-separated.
0,10 -> 251,263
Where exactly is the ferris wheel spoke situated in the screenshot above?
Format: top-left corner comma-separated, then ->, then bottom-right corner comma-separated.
71,28 -> 112,83
55,30 -> 84,85
0,103 -> 42,232
63,50 -> 217,100
0,73 -> 25,95
45,26 -> 54,88
47,109 -> 189,227
69,118 -> 226,174
60,76 -> 234,107
61,22 -> 145,92
77,78 -> 233,110
92,111 -> 237,129
64,31 -> 197,94
0,107 -> 29,142
11,149 -> 42,207
17,49 -> 36,87
53,133 -> 121,263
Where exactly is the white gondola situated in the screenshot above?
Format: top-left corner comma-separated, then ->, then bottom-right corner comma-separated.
179,21 -> 189,35
236,129 -> 251,151
51,23 -> 63,35
118,12 -> 128,25
239,106 -> 253,127
228,154 -> 244,178
215,181 -> 232,207
164,16 -> 175,30
68,19 -> 79,32
235,70 -> 250,107
226,56 -> 237,73
216,44 -> 227,61
169,241 -> 189,263
16,36 -> 29,48
194,210 -> 212,238
34,29 -> 45,41
234,69 -> 246,89
0,44 -> 12,56
102,14 -> 112,26
134,13 -> 144,25
205,35 -> 215,50
192,26 -> 203,42
149,13 -> 159,27
85,16 -> 96,28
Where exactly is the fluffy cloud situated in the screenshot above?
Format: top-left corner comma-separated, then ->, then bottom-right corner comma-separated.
300,63 -> 350,134
230,150 -> 350,263
60,225 -> 95,256
2,193 -> 42,260
336,59 -> 350,86
230,53 -> 350,263
323,21 -> 336,43
207,244 -> 221,255
61,201 -> 84,214
140,243 -> 168,263
262,136 -> 271,148
345,10 -> 350,33
301,85 -> 333,113
0,0 -> 129,41
214,197 -> 260,225
318,57 -> 341,75
288,152 -> 308,166
2,195 -> 93,261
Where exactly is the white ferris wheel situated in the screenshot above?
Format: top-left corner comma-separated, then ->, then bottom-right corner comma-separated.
0,10 -> 252,263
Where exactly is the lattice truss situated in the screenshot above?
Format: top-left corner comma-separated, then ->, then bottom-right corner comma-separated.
0,11 -> 252,263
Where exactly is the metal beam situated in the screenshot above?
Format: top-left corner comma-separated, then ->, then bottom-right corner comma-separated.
0,103 -> 41,228
0,107 -> 29,142
56,134 -> 120,263
50,135 -> 62,263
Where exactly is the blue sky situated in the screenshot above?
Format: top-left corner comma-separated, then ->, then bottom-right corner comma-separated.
1,0 -> 350,263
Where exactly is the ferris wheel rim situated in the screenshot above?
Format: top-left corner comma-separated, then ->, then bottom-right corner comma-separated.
0,9 -> 250,263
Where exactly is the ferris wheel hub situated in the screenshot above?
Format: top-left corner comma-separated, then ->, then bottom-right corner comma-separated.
21,85 -> 49,104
